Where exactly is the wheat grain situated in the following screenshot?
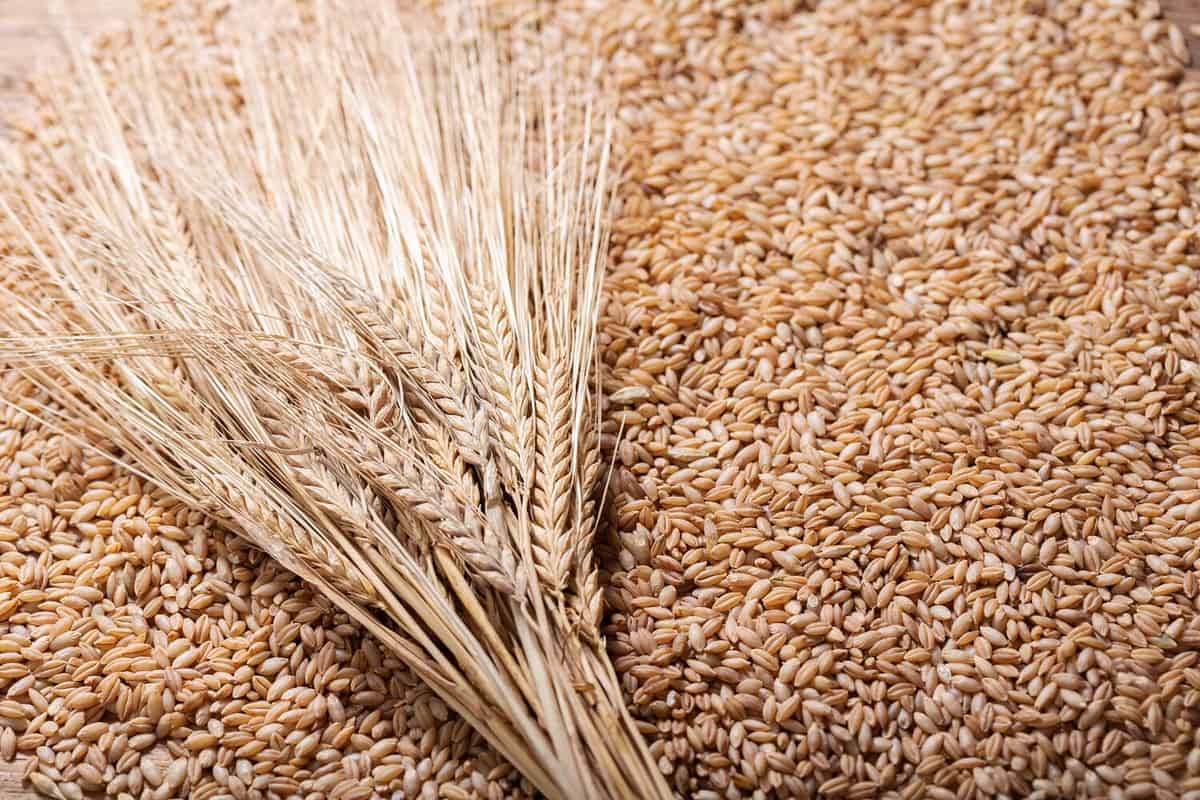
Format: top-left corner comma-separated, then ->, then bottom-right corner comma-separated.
7,0 -> 1200,798
1,1 -> 659,798
585,0 -> 1200,796
0,377 -> 529,799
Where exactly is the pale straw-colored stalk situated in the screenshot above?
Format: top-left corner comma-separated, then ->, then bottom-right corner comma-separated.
0,2 -> 668,798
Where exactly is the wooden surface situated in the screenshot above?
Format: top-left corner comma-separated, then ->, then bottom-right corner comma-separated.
0,0 -> 136,115
0,764 -> 24,800
0,0 -> 1197,798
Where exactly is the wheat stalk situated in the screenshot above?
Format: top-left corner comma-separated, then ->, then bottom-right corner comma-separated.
0,2 -> 670,798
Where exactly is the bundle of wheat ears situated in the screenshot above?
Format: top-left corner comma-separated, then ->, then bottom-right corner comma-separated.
0,2 -> 669,798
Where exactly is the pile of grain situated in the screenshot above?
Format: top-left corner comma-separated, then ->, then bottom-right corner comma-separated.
592,0 -> 1200,798
1,6 -> 531,799
4,0 -> 1200,799
0,373 -> 529,800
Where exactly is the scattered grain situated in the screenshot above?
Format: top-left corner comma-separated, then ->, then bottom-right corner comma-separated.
593,0 -> 1200,797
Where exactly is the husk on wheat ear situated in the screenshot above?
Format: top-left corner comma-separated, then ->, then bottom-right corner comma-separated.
0,2 -> 670,798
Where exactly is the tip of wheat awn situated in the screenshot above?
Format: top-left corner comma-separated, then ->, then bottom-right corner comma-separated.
0,2 -> 666,799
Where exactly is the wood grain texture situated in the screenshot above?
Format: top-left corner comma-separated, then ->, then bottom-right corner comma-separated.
0,0 -> 136,115
0,0 -> 1197,799
0,763 -> 28,800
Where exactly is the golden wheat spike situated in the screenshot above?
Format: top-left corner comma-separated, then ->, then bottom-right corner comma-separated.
0,2 -> 669,798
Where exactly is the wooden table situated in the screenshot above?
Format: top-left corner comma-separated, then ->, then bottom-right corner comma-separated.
0,0 -> 135,116
0,0 -> 1197,798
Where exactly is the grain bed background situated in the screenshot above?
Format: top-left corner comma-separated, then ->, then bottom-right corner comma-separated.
0,0 -> 1198,798
0,4 -> 124,795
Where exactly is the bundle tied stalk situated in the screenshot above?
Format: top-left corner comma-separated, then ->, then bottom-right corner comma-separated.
0,3 -> 670,799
